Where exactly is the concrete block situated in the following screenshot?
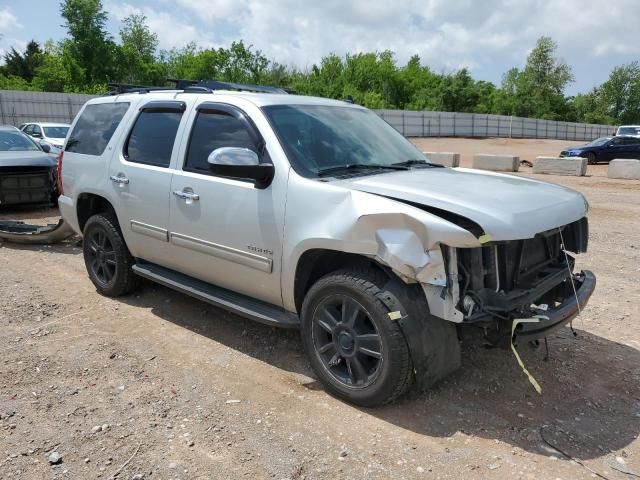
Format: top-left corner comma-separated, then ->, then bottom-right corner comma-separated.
422,151 -> 460,167
472,154 -> 520,172
608,159 -> 640,179
532,157 -> 587,176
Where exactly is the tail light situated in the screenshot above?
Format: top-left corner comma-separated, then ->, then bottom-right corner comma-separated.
56,151 -> 64,196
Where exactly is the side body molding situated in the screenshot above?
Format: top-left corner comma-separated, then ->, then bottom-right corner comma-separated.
170,232 -> 273,273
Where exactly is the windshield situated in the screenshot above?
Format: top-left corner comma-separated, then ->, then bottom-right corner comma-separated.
262,105 -> 428,177
617,127 -> 640,136
43,126 -> 69,138
0,130 -> 41,152
588,137 -> 611,146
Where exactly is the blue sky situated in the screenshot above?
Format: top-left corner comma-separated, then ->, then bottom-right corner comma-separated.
1,0 -> 639,95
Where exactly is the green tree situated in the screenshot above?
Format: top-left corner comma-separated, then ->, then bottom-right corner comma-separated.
3,41 -> 44,81
570,89 -> 612,124
494,37 -> 573,119
117,14 -> 163,85
599,62 -> 640,124
60,0 -> 117,86
31,40 -> 86,92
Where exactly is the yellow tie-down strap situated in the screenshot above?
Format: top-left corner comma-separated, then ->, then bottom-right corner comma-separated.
511,316 -> 549,395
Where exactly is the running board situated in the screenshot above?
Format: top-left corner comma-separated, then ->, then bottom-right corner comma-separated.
132,262 -> 299,328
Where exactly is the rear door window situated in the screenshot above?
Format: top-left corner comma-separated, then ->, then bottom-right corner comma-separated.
66,102 -> 130,156
124,102 -> 185,168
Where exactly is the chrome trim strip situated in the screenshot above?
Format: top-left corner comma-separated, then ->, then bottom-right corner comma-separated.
130,220 -> 169,242
170,232 -> 273,273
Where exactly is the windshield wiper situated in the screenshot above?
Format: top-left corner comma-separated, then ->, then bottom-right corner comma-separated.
317,163 -> 408,177
391,159 -> 443,168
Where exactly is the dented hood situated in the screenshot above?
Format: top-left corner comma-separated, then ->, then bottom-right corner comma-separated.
334,167 -> 588,240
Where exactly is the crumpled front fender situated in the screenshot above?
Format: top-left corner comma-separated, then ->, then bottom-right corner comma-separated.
282,180 -> 480,316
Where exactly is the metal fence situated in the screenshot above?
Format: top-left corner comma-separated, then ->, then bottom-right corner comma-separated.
0,90 -> 617,141
375,109 -> 616,141
0,90 -> 95,126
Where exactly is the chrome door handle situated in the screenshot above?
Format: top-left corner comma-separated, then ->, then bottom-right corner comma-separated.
173,190 -> 200,201
110,175 -> 130,185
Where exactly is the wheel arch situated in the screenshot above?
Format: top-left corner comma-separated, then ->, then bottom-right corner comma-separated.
76,193 -> 118,233
293,249 -> 391,314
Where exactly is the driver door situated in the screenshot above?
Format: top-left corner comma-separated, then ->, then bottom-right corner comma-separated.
604,137 -> 627,162
168,102 -> 286,307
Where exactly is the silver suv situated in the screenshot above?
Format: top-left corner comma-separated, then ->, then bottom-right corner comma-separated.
58,84 -> 595,406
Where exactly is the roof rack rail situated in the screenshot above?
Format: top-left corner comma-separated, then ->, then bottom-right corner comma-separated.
104,83 -> 176,95
103,79 -> 288,96
169,79 -> 288,94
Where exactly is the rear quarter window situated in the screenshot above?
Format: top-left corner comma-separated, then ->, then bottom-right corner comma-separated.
66,102 -> 130,156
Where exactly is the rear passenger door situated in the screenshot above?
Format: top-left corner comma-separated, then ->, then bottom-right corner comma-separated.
109,101 -> 187,265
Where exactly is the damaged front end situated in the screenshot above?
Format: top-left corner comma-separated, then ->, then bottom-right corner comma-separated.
441,217 -> 595,345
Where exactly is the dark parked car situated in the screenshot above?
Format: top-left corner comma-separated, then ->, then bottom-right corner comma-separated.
0,126 -> 58,206
560,136 -> 640,164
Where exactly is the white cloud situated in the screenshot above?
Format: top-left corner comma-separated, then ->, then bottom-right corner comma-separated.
175,0 -> 249,22
105,1 -> 215,49
0,6 -> 22,33
0,7 -> 25,65
104,0 -> 640,78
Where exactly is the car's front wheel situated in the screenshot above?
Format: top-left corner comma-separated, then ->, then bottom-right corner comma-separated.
586,152 -> 597,165
300,268 -> 413,407
83,213 -> 138,297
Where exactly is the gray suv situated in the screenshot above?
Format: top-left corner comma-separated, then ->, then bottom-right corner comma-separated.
58,84 -> 595,406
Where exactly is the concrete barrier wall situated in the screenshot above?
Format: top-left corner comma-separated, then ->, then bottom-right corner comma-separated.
0,90 -> 95,126
376,109 -> 616,141
532,157 -> 587,176
422,151 -> 460,167
0,90 -> 617,142
608,159 -> 640,179
472,154 -> 520,172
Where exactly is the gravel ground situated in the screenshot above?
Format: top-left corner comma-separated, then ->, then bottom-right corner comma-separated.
0,138 -> 639,480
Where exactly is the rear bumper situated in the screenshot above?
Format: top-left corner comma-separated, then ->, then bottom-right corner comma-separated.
515,270 -> 596,341
58,194 -> 81,235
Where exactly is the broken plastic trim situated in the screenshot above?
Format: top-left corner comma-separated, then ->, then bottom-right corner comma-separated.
0,219 -> 75,244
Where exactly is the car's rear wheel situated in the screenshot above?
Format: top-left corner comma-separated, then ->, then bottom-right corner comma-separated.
300,268 -> 413,407
586,152 -> 597,165
83,213 -> 138,297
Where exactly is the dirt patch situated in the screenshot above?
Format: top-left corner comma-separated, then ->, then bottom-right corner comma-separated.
1,138 -> 639,479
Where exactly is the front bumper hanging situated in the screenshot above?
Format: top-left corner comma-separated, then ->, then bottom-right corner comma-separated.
515,270 -> 596,341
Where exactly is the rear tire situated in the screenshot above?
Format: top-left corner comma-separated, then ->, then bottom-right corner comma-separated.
300,268 -> 413,407
83,213 -> 138,297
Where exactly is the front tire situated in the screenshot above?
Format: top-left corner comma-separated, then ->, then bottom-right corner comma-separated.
83,213 -> 138,297
301,268 -> 413,407
586,152 -> 597,165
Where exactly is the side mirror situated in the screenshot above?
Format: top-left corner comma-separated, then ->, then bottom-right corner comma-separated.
32,132 -> 42,138
207,147 -> 274,189
41,143 -> 51,153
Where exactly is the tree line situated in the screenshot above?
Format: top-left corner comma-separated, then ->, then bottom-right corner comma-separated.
1,0 -> 639,125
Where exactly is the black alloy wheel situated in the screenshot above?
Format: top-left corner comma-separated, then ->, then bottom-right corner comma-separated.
312,294 -> 383,389
82,213 -> 138,297
86,228 -> 117,287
